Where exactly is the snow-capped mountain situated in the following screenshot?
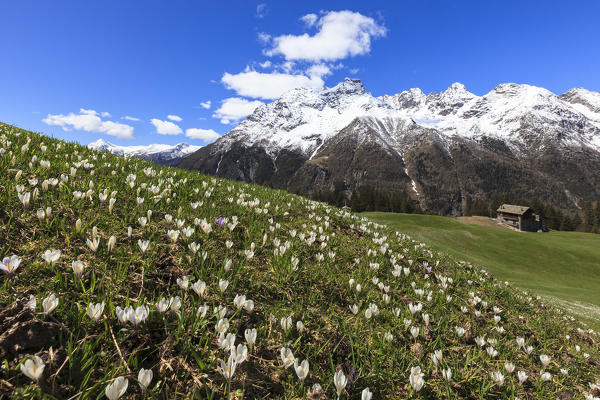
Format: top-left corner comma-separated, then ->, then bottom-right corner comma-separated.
179,78 -> 600,214
88,139 -> 201,166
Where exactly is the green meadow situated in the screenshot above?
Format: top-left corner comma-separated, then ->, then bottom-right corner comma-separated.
364,212 -> 600,329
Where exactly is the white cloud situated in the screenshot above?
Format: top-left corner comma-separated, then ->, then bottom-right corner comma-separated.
185,128 -> 221,142
200,101 -> 211,109
259,60 -> 272,69
306,63 -> 332,79
257,32 -> 271,44
43,109 -> 134,139
266,10 -> 386,62
300,13 -> 318,27
101,111 -> 111,117
150,118 -> 183,135
221,70 -> 324,100
167,114 -> 182,122
213,97 -> 264,124
122,115 -> 140,121
256,3 -> 268,18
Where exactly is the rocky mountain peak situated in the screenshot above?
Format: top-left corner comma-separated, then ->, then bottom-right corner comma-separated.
560,88 -> 600,114
320,78 -> 366,106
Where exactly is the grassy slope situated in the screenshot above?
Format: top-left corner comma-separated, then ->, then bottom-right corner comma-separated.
364,212 -> 600,329
0,122 -> 599,399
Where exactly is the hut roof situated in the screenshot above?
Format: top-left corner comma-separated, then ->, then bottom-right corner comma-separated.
497,204 -> 531,215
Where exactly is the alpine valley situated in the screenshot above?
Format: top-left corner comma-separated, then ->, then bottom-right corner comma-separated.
178,78 -> 600,215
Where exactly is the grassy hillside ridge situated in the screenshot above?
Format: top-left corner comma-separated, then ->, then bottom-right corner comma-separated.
1,121 -> 599,399
364,212 -> 600,329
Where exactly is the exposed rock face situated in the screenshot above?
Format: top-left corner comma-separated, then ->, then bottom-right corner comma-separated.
179,79 -> 600,215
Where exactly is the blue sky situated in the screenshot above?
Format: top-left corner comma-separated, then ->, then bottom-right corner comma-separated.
1,0 -> 599,146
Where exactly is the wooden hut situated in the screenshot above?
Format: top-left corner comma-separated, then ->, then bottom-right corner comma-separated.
496,204 -> 544,232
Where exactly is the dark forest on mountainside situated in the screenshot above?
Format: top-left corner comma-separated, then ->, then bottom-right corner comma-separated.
311,187 -> 600,233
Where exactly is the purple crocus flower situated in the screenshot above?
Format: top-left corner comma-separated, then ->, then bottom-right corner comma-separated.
216,217 -> 225,227
424,261 -> 432,273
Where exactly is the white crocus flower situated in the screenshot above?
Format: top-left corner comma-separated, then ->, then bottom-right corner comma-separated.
294,359 -> 309,382
431,350 -> 443,366
361,387 -> 373,400
280,316 -> 292,332
243,299 -> 254,313
0,255 -> 22,275
516,336 -> 525,348
215,318 -> 229,334
491,371 -> 505,387
176,276 -> 190,291
233,294 -> 247,310
167,229 -> 179,243
218,279 -> 229,293
504,362 -> 515,374
409,366 -> 424,392
156,298 -> 171,313
138,239 -> 149,253
192,280 -> 207,296
231,344 -> 248,364
540,371 -> 552,381
130,305 -> 149,326
540,354 -> 550,368
115,306 -> 133,324
71,260 -> 85,278
455,326 -> 465,337
196,304 -> 209,318
217,354 -> 237,380
245,328 -> 257,349
138,368 -> 153,393
20,355 -> 45,382
107,236 -> 116,252
280,347 -> 295,368
334,369 -> 348,397
170,296 -> 181,312
42,249 -> 61,265
486,346 -> 498,357
18,192 -> 31,208
442,368 -> 452,382
86,237 -> 100,252
105,376 -> 128,400
87,302 -> 105,321
42,293 -> 59,314
219,332 -> 236,350
410,326 -> 420,339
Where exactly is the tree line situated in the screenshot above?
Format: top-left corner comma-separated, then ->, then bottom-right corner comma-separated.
311,186 -> 422,214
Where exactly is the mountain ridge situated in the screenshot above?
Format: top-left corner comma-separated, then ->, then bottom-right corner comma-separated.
178,78 -> 600,215
88,139 -> 201,166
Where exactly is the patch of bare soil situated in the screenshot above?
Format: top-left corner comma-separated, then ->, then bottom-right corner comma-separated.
0,301 -> 62,358
457,216 -> 512,230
